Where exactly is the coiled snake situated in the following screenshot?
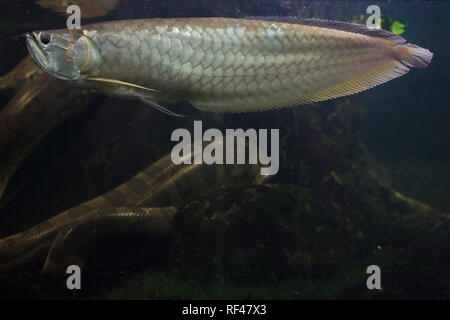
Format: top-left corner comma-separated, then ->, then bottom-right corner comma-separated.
0,58 -> 266,275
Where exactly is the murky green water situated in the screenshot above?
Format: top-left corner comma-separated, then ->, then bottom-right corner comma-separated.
0,0 -> 449,299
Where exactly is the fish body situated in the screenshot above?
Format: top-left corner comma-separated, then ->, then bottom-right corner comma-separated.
25,17 -> 433,113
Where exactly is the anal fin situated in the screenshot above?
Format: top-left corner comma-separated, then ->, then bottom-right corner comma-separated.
86,77 -> 185,117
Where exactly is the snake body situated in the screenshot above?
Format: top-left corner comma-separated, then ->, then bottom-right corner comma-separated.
0,58 -> 265,273
0,137 -> 265,273
0,56 -> 41,91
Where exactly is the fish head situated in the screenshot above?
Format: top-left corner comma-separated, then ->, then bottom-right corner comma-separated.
25,29 -> 101,82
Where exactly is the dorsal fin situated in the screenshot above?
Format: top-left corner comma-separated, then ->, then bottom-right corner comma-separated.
245,16 -> 406,44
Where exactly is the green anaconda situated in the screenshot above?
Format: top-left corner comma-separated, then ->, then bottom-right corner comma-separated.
0,58 -> 266,274
0,137 -> 266,274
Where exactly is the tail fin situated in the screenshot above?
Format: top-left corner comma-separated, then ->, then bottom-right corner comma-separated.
398,43 -> 433,69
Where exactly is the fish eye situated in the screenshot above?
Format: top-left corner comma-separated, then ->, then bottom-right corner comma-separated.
40,33 -> 51,45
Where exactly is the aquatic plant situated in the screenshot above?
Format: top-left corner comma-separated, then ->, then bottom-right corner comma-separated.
390,20 -> 405,35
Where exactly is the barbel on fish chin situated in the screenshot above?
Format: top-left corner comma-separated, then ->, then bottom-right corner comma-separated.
25,17 -> 433,114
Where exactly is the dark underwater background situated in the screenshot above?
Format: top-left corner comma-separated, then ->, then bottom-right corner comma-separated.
0,0 -> 449,299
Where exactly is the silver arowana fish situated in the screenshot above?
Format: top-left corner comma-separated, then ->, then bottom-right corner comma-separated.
25,17 -> 433,115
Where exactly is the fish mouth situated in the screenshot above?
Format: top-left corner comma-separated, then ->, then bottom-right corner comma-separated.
25,32 -> 49,72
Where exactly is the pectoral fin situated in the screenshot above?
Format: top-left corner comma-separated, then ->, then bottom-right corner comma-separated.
139,97 -> 186,117
86,77 -> 184,117
86,77 -> 159,93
